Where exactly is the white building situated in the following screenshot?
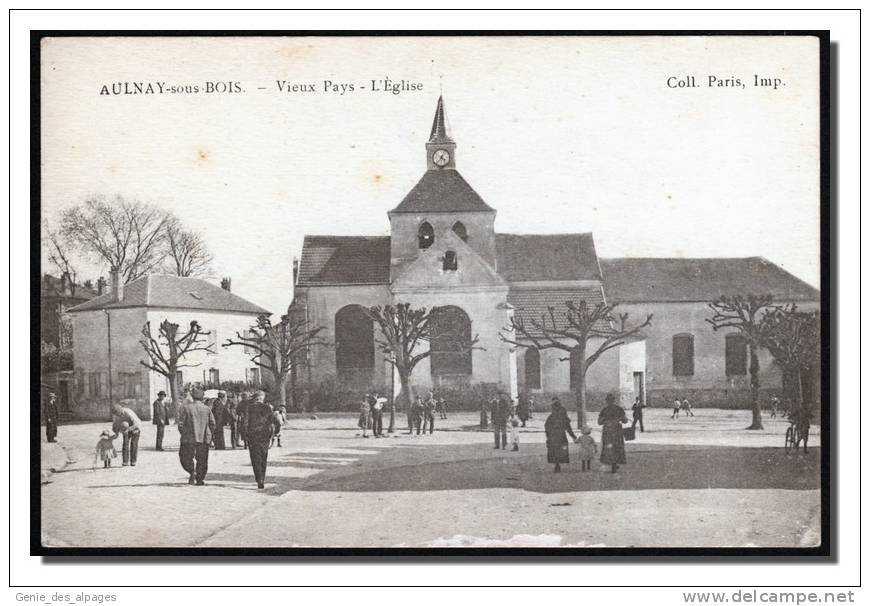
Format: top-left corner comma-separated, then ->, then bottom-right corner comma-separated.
67,274 -> 270,420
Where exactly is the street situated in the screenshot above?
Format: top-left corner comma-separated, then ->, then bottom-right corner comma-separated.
40,408 -> 821,548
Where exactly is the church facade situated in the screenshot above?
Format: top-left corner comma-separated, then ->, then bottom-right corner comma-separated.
291,98 -> 819,410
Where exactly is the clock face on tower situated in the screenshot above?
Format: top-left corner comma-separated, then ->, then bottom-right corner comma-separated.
432,149 -> 450,167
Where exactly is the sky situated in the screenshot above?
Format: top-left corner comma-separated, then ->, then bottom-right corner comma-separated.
40,35 -> 821,315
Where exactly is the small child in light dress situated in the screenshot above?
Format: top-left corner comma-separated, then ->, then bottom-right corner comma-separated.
271,406 -> 286,447
94,429 -> 118,468
576,426 -> 598,471
509,415 -> 521,451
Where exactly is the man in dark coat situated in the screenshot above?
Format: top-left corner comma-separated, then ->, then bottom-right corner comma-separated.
631,396 -> 645,433
176,387 -> 215,485
517,394 -> 531,427
212,392 -> 228,450
44,392 -> 59,442
236,392 -> 250,447
226,393 -> 239,448
492,394 -> 511,449
598,393 -> 628,473
152,391 -> 169,451
246,390 -> 278,489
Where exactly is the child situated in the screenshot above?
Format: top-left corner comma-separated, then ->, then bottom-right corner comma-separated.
271,406 -> 286,447
576,426 -> 597,471
94,429 -> 118,468
671,397 -> 681,419
357,398 -> 370,438
681,397 -> 694,417
509,415 -> 521,451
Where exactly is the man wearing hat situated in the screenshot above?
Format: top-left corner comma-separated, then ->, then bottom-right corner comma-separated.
152,391 -> 170,451
176,387 -> 216,486
246,390 -> 278,490
43,392 -> 59,442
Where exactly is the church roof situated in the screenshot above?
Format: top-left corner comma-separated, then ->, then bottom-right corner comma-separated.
296,235 -> 392,286
429,95 -> 453,144
389,169 -> 495,214
67,275 -> 270,314
599,257 -> 820,303
496,233 -> 602,282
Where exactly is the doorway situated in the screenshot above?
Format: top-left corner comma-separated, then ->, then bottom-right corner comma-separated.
633,371 -> 645,405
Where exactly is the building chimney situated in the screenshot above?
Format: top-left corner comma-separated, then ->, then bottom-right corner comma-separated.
292,257 -> 299,285
220,277 -> 232,292
110,269 -> 123,302
96,276 -> 107,295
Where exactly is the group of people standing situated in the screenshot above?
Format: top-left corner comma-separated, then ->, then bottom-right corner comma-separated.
544,394 -> 629,474
357,392 -> 389,438
405,391 -> 446,436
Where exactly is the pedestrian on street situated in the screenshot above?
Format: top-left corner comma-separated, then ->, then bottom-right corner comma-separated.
271,405 -> 286,447
598,393 -> 628,473
226,392 -> 240,448
509,415 -> 521,451
372,393 -> 386,437
409,396 -> 424,435
422,392 -> 436,435
769,395 -> 781,419
93,429 -> 119,469
631,396 -> 645,433
236,392 -> 250,448
44,392 -> 59,443
437,395 -> 448,420
112,404 -> 142,466
517,393 -> 531,427
247,390 -> 279,490
479,398 -> 490,430
544,398 -> 577,473
576,426 -> 597,471
671,396 -> 681,419
681,397 -> 694,417
492,394 -> 511,449
176,387 -> 215,486
212,392 -> 228,450
152,391 -> 169,451
358,396 -> 371,438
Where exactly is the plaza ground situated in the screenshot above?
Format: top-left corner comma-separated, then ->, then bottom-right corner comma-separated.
40,408 -> 821,549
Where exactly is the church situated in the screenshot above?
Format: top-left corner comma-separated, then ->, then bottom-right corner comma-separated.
290,97 -> 819,410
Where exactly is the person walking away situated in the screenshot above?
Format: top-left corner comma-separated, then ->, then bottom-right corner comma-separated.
492,394 -> 511,449
509,415 -> 521,451
598,393 -> 628,473
409,396 -> 424,435
769,395 -> 780,419
246,390 -> 278,489
44,392 -> 59,443
527,395 -> 535,420
93,429 -> 119,468
577,426 -> 597,471
681,397 -> 694,417
111,404 -> 142,466
236,392 -> 250,448
544,399 -> 577,473
211,392 -> 229,450
271,405 -> 286,447
423,393 -> 437,435
517,394 -> 531,427
671,396 -> 681,419
480,398 -> 491,430
631,397 -> 645,433
152,391 -> 169,451
176,387 -> 215,486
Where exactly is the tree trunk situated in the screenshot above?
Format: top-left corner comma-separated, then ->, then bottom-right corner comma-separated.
576,369 -> 587,429
168,365 -> 179,406
388,400 -> 396,433
276,377 -> 287,409
746,343 -> 763,430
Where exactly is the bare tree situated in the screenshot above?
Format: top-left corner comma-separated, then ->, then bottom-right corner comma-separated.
44,221 -> 79,297
707,295 -> 774,430
759,305 -> 821,411
223,314 -> 327,409
139,320 -> 214,405
501,301 -> 652,429
60,195 -> 173,283
367,303 -> 479,433
164,217 -> 214,277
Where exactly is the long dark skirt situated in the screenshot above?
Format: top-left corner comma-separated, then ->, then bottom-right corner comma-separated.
600,423 -> 626,465
546,440 -> 569,464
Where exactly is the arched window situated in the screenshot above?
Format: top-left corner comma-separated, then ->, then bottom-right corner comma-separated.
725,333 -> 748,376
569,346 -> 583,390
452,221 -> 468,242
335,305 -> 375,384
442,250 -> 458,271
429,305 -> 472,377
418,222 -> 434,249
672,333 -> 695,376
524,348 -> 541,390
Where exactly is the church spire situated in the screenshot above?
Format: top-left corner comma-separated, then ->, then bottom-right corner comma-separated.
429,95 -> 453,143
426,96 -> 456,170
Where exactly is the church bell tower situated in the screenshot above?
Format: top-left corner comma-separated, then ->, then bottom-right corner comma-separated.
425,96 -> 457,170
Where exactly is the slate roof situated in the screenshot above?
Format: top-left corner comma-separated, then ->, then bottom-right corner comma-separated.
599,257 -> 820,303
429,96 -> 453,144
296,236 -> 392,286
507,287 -> 608,336
496,233 -> 602,282
67,275 -> 270,315
389,170 -> 495,214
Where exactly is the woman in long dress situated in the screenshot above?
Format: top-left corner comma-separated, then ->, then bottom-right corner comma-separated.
545,399 -> 577,473
598,393 -> 628,473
